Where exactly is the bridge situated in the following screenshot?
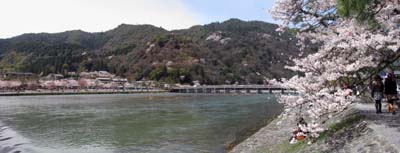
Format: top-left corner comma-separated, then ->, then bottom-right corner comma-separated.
170,85 -> 294,94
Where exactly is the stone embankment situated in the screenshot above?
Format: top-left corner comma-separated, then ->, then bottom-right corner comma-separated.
231,103 -> 400,153
0,89 -> 167,96
0,122 -> 29,153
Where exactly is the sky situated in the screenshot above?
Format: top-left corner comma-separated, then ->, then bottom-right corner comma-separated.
0,0 -> 276,38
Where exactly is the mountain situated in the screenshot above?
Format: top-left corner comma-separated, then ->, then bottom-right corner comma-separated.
0,19 -> 302,85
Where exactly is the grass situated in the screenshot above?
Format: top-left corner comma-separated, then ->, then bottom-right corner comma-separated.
277,138 -> 309,153
278,113 -> 365,153
284,141 -> 308,153
317,113 -> 364,141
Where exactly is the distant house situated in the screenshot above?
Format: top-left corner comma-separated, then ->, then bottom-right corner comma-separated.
113,78 -> 128,84
43,74 -> 64,80
67,72 -> 78,78
98,71 -> 115,78
79,71 -> 115,79
96,77 -> 113,84
193,80 -> 201,87
163,83 -> 171,89
134,80 -> 156,87
79,72 -> 92,79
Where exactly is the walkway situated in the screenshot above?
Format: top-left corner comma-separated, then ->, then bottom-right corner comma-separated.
353,103 -> 400,152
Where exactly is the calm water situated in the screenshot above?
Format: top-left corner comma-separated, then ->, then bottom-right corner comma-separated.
0,93 -> 282,153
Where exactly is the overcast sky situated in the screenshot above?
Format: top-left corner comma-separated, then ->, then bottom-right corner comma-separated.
0,0 -> 276,38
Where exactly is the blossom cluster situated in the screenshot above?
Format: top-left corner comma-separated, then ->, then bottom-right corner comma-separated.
270,0 -> 400,139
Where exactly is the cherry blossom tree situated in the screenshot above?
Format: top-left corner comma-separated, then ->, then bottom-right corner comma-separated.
86,79 -> 97,89
54,80 -> 67,90
41,81 -> 56,90
0,80 -> 8,89
67,79 -> 79,89
26,81 -> 39,90
78,78 -> 89,89
270,0 -> 399,138
103,83 -> 112,89
0,80 -> 22,90
9,81 -> 22,89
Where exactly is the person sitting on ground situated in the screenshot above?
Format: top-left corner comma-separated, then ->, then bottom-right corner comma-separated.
342,83 -> 353,98
371,75 -> 384,114
384,72 -> 398,115
289,117 -> 309,144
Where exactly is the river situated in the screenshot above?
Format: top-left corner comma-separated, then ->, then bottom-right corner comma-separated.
0,93 -> 282,153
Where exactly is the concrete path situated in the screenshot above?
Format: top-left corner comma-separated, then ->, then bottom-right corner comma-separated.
297,103 -> 400,153
354,103 -> 400,152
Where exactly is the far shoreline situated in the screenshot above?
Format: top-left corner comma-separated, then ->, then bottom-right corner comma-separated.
0,90 -> 168,97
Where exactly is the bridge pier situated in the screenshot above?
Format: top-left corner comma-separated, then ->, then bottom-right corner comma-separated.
181,89 -> 187,93
188,89 -> 194,93
235,88 -> 241,94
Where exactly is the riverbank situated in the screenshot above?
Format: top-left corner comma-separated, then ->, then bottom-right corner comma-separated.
231,102 -> 400,153
0,89 -> 167,96
224,114 -> 281,151
0,122 -> 28,153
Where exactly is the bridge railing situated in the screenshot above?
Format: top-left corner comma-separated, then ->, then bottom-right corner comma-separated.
170,85 -> 296,94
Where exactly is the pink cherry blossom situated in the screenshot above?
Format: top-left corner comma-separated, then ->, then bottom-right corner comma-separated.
271,0 -> 400,139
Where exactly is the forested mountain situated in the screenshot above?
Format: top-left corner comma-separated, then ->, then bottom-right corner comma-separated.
0,19 -> 302,84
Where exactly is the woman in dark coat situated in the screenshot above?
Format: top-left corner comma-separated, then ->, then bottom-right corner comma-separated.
371,75 -> 384,113
384,72 -> 397,114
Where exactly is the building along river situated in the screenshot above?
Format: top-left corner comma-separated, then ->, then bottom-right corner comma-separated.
0,93 -> 282,153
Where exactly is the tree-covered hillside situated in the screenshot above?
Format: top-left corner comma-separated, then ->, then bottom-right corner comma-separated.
0,19 -> 301,84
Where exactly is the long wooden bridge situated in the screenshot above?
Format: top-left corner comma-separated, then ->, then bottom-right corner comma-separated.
170,85 -> 294,94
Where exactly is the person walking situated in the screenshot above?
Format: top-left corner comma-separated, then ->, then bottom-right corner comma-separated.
371,75 -> 384,114
384,72 -> 398,115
